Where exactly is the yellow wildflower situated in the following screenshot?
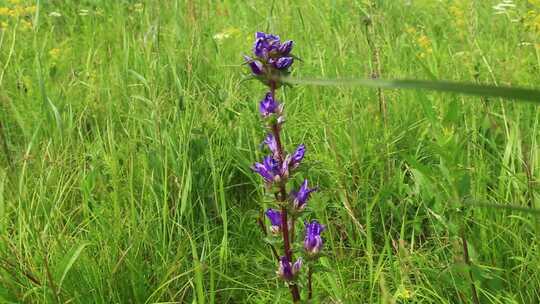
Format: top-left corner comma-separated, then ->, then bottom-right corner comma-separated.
49,48 -> 61,60
525,10 -> 540,32
21,19 -> 32,31
25,5 -> 37,14
11,5 -> 24,17
394,285 -> 413,300
449,0 -> 468,38
0,21 -> 8,29
0,7 -> 12,16
417,34 -> 433,54
405,26 -> 416,35
133,3 -> 143,13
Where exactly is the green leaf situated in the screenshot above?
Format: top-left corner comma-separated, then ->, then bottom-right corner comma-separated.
282,77 -> 540,103
58,242 -> 90,290
464,201 -> 540,215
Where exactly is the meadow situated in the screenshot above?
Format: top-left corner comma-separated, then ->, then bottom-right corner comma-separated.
1,0 -> 539,303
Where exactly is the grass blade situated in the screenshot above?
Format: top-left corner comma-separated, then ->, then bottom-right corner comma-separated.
283,77 -> 540,103
58,243 -> 90,290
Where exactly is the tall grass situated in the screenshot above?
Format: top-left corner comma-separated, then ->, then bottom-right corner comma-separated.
0,0 -> 539,303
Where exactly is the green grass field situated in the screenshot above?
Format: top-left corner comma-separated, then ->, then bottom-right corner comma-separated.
1,0 -> 539,303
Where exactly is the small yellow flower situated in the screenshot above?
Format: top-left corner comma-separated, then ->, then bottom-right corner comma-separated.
21,19 -> 32,31
405,26 -> 416,34
0,21 -> 8,29
417,35 -> 433,54
524,10 -> 540,32
11,5 -> 24,17
0,7 -> 12,16
49,48 -> 61,60
449,1 -> 468,38
394,285 -> 413,300
25,5 -> 37,14
133,3 -> 143,13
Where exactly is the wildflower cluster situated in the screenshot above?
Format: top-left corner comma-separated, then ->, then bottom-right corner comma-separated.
245,32 -> 326,302
0,0 -> 36,31
244,32 -> 294,85
405,26 -> 433,58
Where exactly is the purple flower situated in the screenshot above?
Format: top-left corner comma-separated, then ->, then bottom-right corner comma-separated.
292,179 -> 317,210
259,92 -> 281,117
265,208 -> 282,234
280,154 -> 291,180
264,134 -> 279,159
244,55 -> 264,75
304,220 -> 325,256
278,40 -> 294,55
252,154 -> 289,184
248,60 -> 264,75
245,32 -> 295,79
253,39 -> 269,59
289,144 -> 305,169
265,208 -> 282,226
256,31 -> 280,42
252,155 -> 278,183
273,57 -> 294,70
253,32 -> 281,59
277,256 -> 302,281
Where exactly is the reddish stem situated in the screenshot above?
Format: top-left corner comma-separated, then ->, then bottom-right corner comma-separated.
308,266 -> 313,300
270,80 -> 301,303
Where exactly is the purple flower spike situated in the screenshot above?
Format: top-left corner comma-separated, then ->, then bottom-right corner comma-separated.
292,179 -> 317,210
259,92 -> 280,117
279,40 -> 294,55
265,208 -> 282,234
264,134 -> 279,159
274,57 -> 294,70
289,144 -> 305,169
304,220 -> 325,256
245,32 -> 295,80
278,256 -> 302,281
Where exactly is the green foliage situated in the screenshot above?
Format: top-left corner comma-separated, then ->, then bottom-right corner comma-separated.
0,0 -> 539,303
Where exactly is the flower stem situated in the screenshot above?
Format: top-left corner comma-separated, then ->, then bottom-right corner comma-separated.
0,120 -> 12,168
308,266 -> 313,300
270,80 -> 301,303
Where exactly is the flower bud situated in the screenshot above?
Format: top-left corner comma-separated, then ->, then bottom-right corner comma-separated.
304,220 -> 325,256
277,256 -> 302,281
278,40 -> 294,55
274,57 -> 294,70
291,179 -> 317,211
265,208 -> 282,234
259,92 -> 280,117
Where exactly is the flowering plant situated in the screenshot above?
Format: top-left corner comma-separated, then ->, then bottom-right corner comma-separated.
245,32 -> 326,303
